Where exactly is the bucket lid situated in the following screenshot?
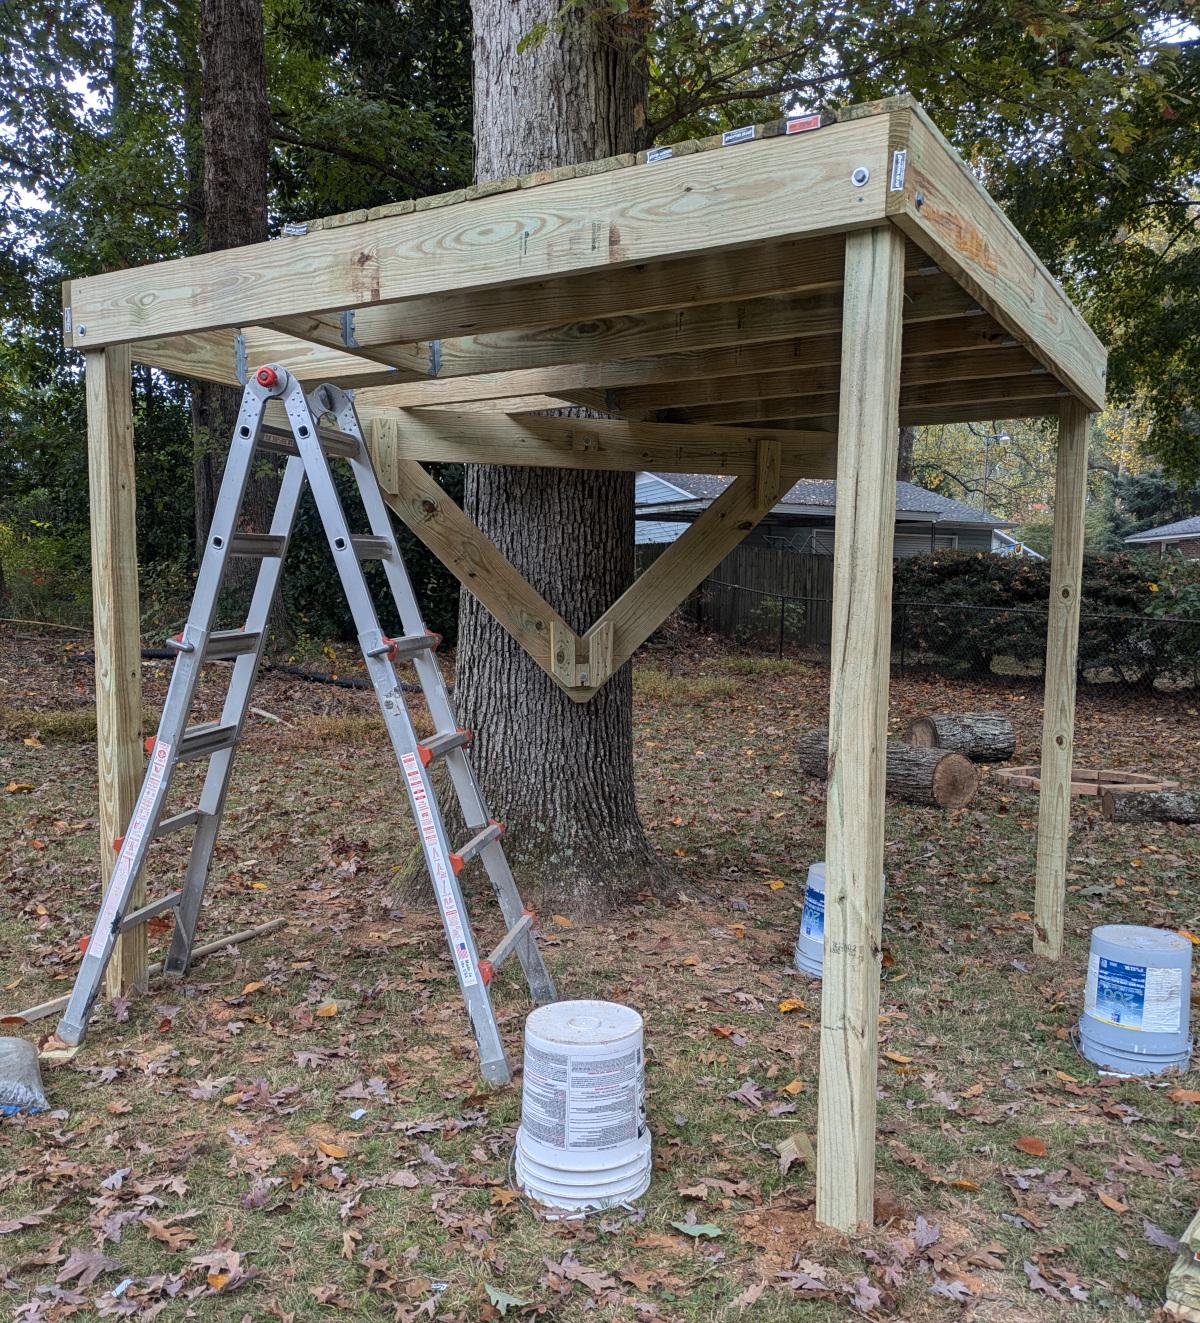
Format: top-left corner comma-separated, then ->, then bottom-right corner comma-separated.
1091,924 -> 1192,955
526,1000 -> 643,1046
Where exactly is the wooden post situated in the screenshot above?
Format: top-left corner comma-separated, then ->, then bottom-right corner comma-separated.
815,224 -> 905,1232
1033,399 -> 1090,959
86,346 -> 146,996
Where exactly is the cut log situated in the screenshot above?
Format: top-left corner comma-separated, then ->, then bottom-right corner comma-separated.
795,730 -> 979,809
906,713 -> 1015,763
1101,789 -> 1200,824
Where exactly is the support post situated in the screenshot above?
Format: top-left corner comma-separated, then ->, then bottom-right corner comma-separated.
815,225 -> 905,1232
1033,399 -> 1090,958
85,346 -> 146,996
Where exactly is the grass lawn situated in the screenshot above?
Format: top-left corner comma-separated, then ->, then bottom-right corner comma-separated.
1,626 -> 1198,1321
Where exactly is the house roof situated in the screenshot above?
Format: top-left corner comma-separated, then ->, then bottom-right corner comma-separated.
639,474 -> 1013,528
1124,515 -> 1200,544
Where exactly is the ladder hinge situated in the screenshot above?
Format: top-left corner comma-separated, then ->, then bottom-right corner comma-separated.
428,340 -> 442,377
234,333 -> 248,385
340,310 -> 357,348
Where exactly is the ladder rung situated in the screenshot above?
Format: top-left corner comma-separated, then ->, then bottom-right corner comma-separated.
418,729 -> 471,768
228,533 -> 286,558
350,535 -> 393,560
480,912 -> 535,984
154,809 -> 201,838
450,821 -> 503,874
119,891 -> 182,932
368,632 -> 440,662
179,722 -> 239,761
204,629 -> 261,660
256,426 -> 300,458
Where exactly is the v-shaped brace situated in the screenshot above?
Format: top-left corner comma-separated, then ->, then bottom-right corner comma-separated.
368,414 -> 812,700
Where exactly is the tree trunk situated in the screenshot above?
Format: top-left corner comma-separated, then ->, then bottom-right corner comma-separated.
795,730 -> 979,810
896,425 -> 916,483
194,0 -> 280,624
455,0 -> 656,916
1102,790 -> 1200,824
906,713 -> 1015,763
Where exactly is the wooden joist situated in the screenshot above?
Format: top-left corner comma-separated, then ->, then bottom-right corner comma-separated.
366,411 -> 836,478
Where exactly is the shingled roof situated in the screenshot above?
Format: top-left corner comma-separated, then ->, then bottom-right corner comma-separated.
642,475 -> 1012,527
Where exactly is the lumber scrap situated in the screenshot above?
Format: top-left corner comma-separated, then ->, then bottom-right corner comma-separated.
1101,790 -> 1200,824
906,713 -> 1015,763
796,729 -> 979,809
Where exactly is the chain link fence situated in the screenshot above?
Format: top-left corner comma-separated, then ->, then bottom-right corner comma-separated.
690,576 -> 1200,698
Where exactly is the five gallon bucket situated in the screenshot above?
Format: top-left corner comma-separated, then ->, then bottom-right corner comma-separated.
792,863 -> 885,980
793,862 -> 827,978
515,1000 -> 651,1213
1079,925 -> 1193,1076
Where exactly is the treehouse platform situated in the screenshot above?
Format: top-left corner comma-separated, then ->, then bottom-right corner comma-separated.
64,94 -> 1105,1233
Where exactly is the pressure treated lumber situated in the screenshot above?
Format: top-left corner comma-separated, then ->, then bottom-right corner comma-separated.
906,713 -> 1015,763
1101,790 -> 1200,824
63,115 -> 894,349
883,101 -> 1107,410
85,347 -> 146,998
796,730 -> 980,809
367,412 -> 836,478
815,225 -> 905,1235
1033,399 -> 1090,960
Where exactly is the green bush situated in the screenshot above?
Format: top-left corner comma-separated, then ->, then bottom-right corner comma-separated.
0,508 -> 92,625
891,551 -> 1200,685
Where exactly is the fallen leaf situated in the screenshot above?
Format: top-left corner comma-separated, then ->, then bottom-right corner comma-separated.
732,1280 -> 766,1308
485,1284 -> 527,1315
671,1220 -> 723,1239
777,1132 -> 815,1177
1014,1136 -> 1047,1158
490,1188 -> 520,1207
317,1141 -> 349,1159
5,782 -> 34,794
242,981 -> 265,995
883,1051 -> 914,1065
315,1001 -> 338,1017
1168,1087 -> 1200,1104
782,1078 -> 805,1095
550,914 -> 572,928
1143,1218 -> 1180,1253
57,1247 -> 121,1287
1023,1260 -> 1065,1302
778,998 -> 805,1013
1097,1190 -> 1128,1214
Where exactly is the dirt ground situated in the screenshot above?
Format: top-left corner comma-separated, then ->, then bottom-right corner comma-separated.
1,623 -> 1198,1321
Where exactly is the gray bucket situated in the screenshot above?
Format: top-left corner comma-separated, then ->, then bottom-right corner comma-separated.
1079,925 -> 1193,1076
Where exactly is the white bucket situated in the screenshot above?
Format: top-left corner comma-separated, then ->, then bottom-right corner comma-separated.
793,862 -> 827,978
515,1000 -> 651,1213
1079,925 -> 1193,1076
793,863 -> 886,980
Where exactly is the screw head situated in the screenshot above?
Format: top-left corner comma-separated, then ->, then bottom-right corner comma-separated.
255,366 -> 279,388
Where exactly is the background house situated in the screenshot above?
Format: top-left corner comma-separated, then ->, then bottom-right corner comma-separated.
1124,516 -> 1200,559
635,473 -> 1017,556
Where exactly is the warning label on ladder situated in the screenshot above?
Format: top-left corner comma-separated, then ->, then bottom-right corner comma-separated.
400,750 -> 478,987
95,740 -> 172,937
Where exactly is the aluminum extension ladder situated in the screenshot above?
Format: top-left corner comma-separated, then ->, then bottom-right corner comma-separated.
55,365 -> 557,1083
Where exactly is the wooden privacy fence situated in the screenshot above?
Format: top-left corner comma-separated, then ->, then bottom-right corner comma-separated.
637,543 -> 835,648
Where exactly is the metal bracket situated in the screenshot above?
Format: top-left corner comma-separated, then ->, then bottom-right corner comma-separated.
340,310 -> 358,348
234,333 -> 248,386
429,340 -> 443,377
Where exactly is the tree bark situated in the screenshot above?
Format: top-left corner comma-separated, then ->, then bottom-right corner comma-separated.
796,730 -> 979,809
456,0 -> 656,916
1102,790 -> 1200,824
194,0 -> 279,618
896,425 -> 916,483
906,713 -> 1015,763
